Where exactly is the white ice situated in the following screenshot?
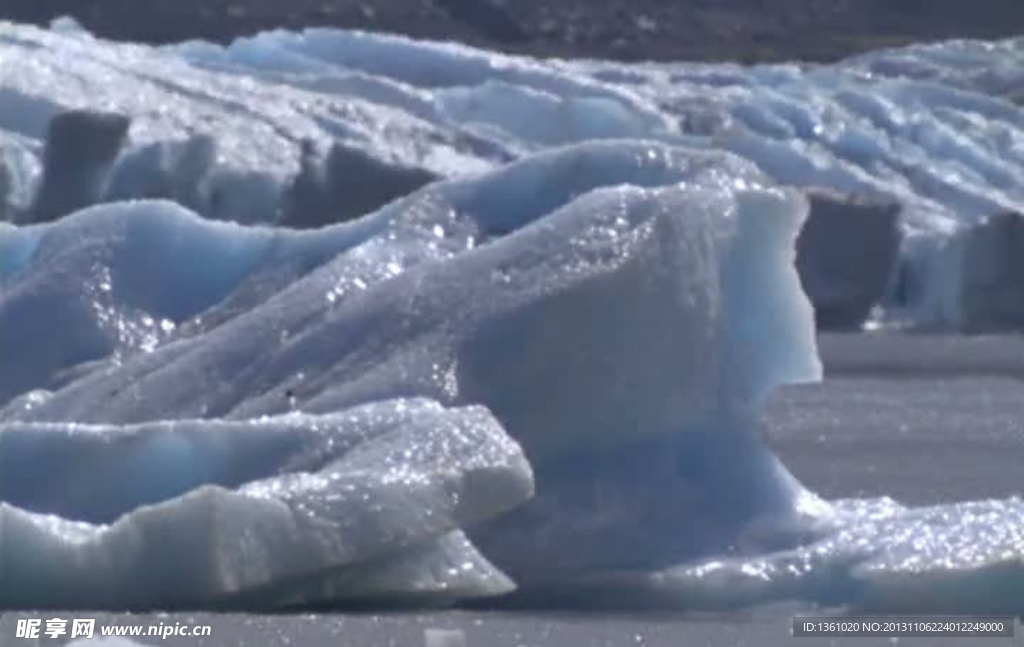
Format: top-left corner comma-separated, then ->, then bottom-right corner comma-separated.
1,19 -> 1023,611
0,22 -> 1021,325
0,140 -> 823,608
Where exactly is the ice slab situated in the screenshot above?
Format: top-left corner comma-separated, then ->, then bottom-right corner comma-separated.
0,142 -> 825,608
0,400 -> 531,609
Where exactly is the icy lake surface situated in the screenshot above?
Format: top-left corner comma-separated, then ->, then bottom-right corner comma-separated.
0,20 -> 1022,612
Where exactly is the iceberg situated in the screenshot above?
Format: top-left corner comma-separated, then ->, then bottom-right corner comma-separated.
1,400 -> 530,609
1,19 -> 1024,612
1,140 -> 827,608
1,141 -> 819,421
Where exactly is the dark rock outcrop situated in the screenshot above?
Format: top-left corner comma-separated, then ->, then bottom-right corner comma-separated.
280,140 -> 439,229
950,211 -> 1024,332
26,110 -> 130,224
795,190 -> 903,330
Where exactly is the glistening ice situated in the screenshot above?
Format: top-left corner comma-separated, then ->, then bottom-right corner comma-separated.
0,20 -> 1023,612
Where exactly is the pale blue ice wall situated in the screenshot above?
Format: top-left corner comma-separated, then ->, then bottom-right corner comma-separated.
0,23 -> 1021,325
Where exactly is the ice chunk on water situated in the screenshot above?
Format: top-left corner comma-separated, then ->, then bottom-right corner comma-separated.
5,143 -> 819,436
105,135 -> 217,213
0,142 -> 822,607
0,400 -> 531,608
0,23 -> 507,229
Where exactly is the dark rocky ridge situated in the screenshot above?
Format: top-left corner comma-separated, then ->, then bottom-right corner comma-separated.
1,0 -> 1023,63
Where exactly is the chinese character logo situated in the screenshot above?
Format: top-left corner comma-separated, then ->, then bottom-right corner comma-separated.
15,619 -> 40,639
44,619 -> 68,639
72,619 -> 96,639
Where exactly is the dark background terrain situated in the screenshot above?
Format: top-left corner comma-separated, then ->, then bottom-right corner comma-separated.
2,0 -> 1024,62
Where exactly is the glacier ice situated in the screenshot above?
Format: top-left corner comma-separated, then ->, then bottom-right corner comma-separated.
1,142 -> 819,426
0,200 -> 382,403
280,141 -> 440,230
1,19 -> 1024,612
0,140 -> 827,608
930,210 -> 1024,331
1,400 -> 531,608
651,497 -> 1024,615
0,21 -> 1022,327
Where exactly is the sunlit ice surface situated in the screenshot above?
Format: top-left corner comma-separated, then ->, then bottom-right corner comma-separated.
0,19 -> 1022,612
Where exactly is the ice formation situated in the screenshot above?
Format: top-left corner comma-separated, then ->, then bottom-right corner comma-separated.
0,21 -> 1022,327
1,20 -> 1023,612
1,400 -> 530,608
931,210 -> 1024,331
1,141 -> 826,607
